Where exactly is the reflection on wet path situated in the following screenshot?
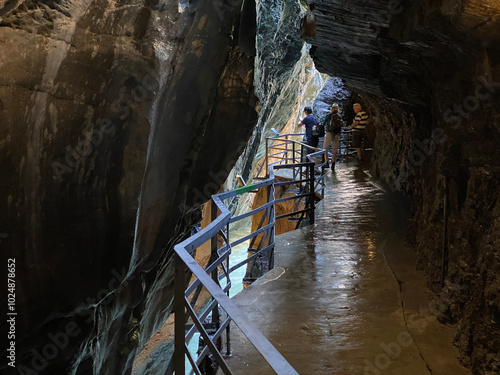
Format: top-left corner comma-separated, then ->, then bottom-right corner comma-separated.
227,164 -> 470,375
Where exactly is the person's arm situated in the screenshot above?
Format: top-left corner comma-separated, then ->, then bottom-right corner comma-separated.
297,118 -> 305,127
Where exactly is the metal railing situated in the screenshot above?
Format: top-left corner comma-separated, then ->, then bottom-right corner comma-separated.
262,131 -> 361,168
337,130 -> 356,163
264,134 -> 327,200
170,141 -> 326,375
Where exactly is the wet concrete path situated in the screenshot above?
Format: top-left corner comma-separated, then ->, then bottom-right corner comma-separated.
225,164 -> 471,375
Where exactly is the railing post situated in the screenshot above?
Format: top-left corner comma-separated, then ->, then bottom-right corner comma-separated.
265,138 -> 269,178
285,133 -> 289,163
225,221 -> 231,356
268,182 -> 276,270
300,163 -> 304,194
321,151 -> 326,199
292,142 -> 297,180
210,199 -> 221,332
285,134 -> 289,163
308,163 -> 315,225
173,252 -> 186,375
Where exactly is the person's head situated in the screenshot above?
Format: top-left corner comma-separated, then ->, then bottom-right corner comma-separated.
353,103 -> 362,113
331,103 -> 339,113
304,106 -> 313,115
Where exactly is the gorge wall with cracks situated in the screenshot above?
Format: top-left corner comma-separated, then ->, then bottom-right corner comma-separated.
1,0 -> 500,373
307,0 -> 500,371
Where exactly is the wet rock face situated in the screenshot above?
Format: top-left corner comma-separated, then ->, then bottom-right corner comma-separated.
313,77 -> 350,121
308,0 -> 500,372
0,0 -> 257,374
233,0 -> 306,183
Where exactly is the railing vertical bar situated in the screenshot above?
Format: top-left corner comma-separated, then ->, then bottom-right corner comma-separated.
225,221 -> 231,356
173,253 -> 186,375
309,163 -> 315,225
322,171 -> 325,199
210,199 -> 221,360
300,162 -> 304,195
265,137 -> 269,178
258,186 -> 272,274
248,206 -> 268,250
286,136 -> 289,168
268,181 -> 276,269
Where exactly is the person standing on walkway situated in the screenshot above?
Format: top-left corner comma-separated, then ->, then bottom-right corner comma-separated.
348,103 -> 369,163
322,103 -> 343,169
298,106 -> 319,154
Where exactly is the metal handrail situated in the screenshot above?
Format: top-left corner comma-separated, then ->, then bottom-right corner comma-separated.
171,167 -> 304,375
172,164 -> 314,374
264,134 -> 327,178
171,137 -> 327,374
265,135 -> 327,201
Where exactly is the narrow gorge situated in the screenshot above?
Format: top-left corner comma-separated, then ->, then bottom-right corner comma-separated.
0,0 -> 498,374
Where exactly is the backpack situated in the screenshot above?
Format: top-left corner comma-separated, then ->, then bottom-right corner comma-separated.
330,113 -> 342,135
312,116 -> 325,137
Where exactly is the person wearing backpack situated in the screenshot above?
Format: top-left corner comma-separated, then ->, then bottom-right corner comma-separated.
298,106 -> 320,154
323,103 -> 343,169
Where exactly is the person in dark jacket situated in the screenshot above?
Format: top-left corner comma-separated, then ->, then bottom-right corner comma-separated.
323,103 -> 343,169
297,106 -> 319,154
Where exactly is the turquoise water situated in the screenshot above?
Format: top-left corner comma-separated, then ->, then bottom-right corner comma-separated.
219,223 -> 252,297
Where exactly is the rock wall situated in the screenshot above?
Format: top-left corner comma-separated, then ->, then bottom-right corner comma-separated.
3,0 -> 499,373
0,0 -> 258,374
313,77 -> 350,121
307,0 -> 500,372
229,0 -> 306,190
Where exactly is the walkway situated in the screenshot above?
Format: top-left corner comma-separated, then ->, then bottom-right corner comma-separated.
225,164 -> 470,375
